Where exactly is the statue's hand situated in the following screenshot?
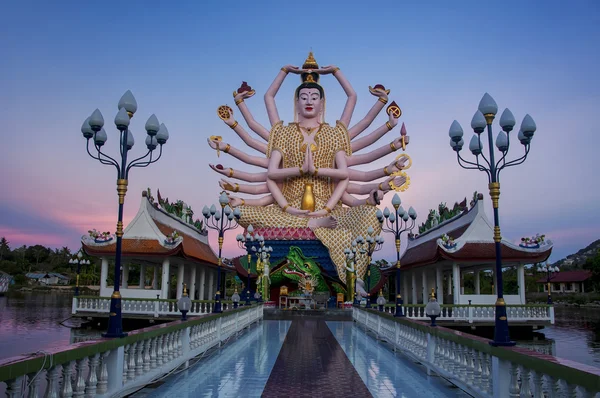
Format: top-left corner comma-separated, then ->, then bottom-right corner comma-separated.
221,107 -> 237,127
284,65 -> 301,74
228,196 -> 243,207
384,175 -> 407,190
369,86 -> 389,101
209,164 -> 232,177
234,90 -> 255,102
367,189 -> 384,205
316,65 -> 337,75
219,179 -> 235,192
307,209 -> 328,217
286,207 -> 309,216
388,109 -> 399,128
207,137 -> 224,150
301,146 -> 311,174
391,156 -> 408,170
306,147 -> 316,175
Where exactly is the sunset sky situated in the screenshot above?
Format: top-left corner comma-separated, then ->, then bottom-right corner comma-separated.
1,0 -> 598,264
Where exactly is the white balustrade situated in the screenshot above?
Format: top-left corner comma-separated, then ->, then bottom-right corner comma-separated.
353,307 -> 599,398
0,305 -> 263,398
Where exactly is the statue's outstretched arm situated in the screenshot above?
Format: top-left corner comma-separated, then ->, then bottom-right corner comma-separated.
209,164 -> 266,183
265,65 -> 301,127
348,156 -> 409,181
219,179 -> 269,195
221,106 -> 267,153
207,138 -> 268,168
348,88 -> 389,140
348,174 -> 407,194
341,191 -> 382,207
266,152 -> 309,216
347,135 -> 405,167
229,194 -> 274,208
266,150 -> 304,181
351,112 -> 400,153
320,66 -> 357,127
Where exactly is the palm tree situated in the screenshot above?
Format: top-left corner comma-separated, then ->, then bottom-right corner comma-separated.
0,237 -> 10,261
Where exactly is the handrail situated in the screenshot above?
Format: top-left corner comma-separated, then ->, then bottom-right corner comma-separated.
354,307 -> 600,396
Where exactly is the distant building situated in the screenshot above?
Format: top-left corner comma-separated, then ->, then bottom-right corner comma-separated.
0,271 -> 13,294
536,270 -> 592,293
26,272 -> 71,286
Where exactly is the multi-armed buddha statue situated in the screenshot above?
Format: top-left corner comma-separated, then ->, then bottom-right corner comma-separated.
208,52 -> 411,293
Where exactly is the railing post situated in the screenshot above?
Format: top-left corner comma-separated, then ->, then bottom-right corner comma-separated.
105,346 -> 124,396
491,356 -> 511,398
217,317 -> 223,345
426,333 -> 436,375
549,306 -> 555,325
72,297 -> 78,315
154,301 -> 159,318
468,306 -> 474,324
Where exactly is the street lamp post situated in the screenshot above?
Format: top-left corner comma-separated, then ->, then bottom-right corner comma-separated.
236,224 -> 255,305
537,262 -> 559,304
448,93 -> 537,346
81,90 -> 170,338
69,251 -> 90,296
203,192 -> 241,313
357,227 -> 383,309
377,193 -> 417,317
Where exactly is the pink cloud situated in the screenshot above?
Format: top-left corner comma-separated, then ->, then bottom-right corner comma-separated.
0,227 -> 69,248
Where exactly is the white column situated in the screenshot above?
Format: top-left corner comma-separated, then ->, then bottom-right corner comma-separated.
190,266 -> 197,301
475,270 -> 481,295
207,270 -> 214,300
436,266 -> 443,303
199,267 -> 206,300
517,264 -> 525,304
152,266 -> 158,289
422,269 -> 428,303
122,265 -> 129,289
460,271 -> 464,295
452,262 -> 461,304
100,257 -> 109,296
582,282 -> 585,293
176,264 -> 185,299
160,258 -> 170,299
411,271 -> 417,304
139,265 -> 146,289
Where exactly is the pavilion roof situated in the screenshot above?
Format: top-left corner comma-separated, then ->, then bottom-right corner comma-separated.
82,191 -> 219,266
393,197 -> 552,271
536,270 -> 592,283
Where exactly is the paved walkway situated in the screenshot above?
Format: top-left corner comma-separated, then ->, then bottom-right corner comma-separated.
133,319 -> 470,397
262,319 -> 371,397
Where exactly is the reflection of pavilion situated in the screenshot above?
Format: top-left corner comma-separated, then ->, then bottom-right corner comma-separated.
385,194 -> 553,305
82,190 -> 232,300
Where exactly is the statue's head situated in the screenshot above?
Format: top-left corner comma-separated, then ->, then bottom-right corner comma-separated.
295,51 -> 325,122
296,74 -> 324,120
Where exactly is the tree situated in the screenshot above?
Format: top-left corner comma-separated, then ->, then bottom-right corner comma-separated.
583,249 -> 600,292
0,237 -> 9,261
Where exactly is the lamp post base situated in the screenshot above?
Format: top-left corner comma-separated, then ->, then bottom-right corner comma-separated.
394,296 -> 405,317
489,303 -> 515,346
365,293 -> 372,309
102,295 -> 128,338
245,290 -> 251,306
213,291 -> 223,313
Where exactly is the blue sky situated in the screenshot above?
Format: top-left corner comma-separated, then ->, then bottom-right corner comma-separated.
0,0 -> 598,263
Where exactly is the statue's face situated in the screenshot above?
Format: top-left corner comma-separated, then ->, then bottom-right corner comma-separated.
297,88 -> 323,120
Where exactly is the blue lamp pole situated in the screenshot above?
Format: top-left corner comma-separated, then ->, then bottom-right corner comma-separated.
236,224 -> 255,305
448,93 -> 537,346
203,192 -> 241,313
377,193 -> 417,317
82,91 -> 170,338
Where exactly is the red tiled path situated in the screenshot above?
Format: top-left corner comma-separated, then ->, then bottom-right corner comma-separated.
262,320 -> 372,398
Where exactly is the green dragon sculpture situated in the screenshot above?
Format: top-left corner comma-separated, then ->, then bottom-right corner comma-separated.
270,246 -> 346,296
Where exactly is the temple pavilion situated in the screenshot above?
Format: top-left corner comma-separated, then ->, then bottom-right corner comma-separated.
384,193 -> 553,305
82,189 -> 230,300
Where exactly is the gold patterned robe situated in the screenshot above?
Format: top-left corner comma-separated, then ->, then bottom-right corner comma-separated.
239,121 -> 381,283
